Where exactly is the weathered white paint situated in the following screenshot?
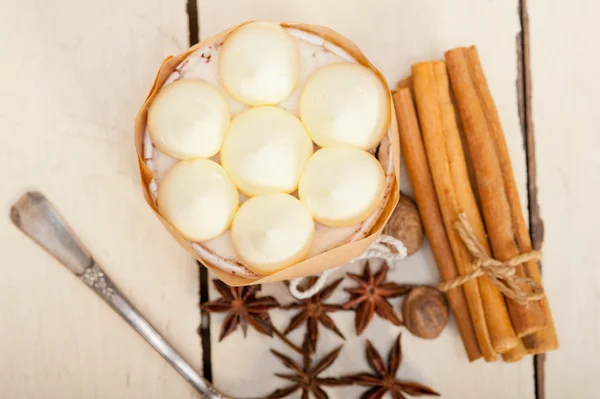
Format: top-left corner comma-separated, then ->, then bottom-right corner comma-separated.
0,1 -> 201,398
529,0 -> 600,397
200,1 -> 535,398
7,0 -> 591,396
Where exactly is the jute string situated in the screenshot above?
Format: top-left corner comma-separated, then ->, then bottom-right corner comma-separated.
289,234 -> 407,300
438,213 -> 545,305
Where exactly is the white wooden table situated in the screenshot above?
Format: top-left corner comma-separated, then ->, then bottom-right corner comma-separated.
0,0 -> 597,398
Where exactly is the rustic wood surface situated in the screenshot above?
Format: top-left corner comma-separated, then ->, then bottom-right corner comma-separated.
199,1 -> 533,398
0,1 -> 200,398
529,0 -> 600,398
0,0 -> 596,398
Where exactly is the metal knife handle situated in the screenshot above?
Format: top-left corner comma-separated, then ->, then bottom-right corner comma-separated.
10,192 -> 229,399
80,264 -> 226,398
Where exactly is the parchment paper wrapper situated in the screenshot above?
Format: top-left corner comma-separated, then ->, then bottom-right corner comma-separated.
134,21 -> 400,286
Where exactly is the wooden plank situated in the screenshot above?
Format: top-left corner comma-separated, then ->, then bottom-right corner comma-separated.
529,0 -> 600,397
0,1 -> 200,398
199,1 -> 536,398
516,0 -> 548,396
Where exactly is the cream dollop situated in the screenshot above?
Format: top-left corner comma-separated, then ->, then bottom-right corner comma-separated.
148,79 -> 230,159
231,194 -> 315,275
299,62 -> 390,150
158,159 -> 239,241
298,147 -> 385,227
221,106 -> 313,196
220,22 -> 300,106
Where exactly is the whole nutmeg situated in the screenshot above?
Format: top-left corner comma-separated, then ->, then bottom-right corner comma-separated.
402,286 -> 449,339
384,193 -> 423,255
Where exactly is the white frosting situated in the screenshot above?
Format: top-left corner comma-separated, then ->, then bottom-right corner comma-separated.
299,147 -> 385,227
148,80 -> 230,159
157,159 -> 238,242
300,63 -> 389,150
220,22 -> 300,106
221,106 -> 313,196
231,194 -> 314,274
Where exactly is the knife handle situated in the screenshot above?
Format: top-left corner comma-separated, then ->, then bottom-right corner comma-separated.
82,263 -> 226,399
11,192 -> 228,399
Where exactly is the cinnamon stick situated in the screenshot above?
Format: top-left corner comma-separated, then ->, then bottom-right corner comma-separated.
502,339 -> 529,363
393,87 -> 482,362
458,47 -> 558,353
523,315 -> 559,353
411,61 -> 517,356
445,46 -> 550,338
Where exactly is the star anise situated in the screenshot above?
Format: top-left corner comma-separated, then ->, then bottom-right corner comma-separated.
343,261 -> 415,335
346,334 -> 439,399
201,280 -> 279,341
282,277 -> 345,353
265,342 -> 346,399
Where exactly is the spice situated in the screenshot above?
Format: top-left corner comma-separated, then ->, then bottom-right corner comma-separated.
393,87 -> 482,361
266,343 -> 346,398
412,60 -> 520,357
200,280 -> 279,341
445,46 -> 557,352
502,339 -> 529,363
281,277 -> 345,353
343,261 -> 415,335
402,286 -> 448,339
384,193 -> 424,256
445,47 -> 548,338
345,334 -> 439,398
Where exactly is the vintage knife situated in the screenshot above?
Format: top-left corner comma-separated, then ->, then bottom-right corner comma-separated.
10,191 -> 230,399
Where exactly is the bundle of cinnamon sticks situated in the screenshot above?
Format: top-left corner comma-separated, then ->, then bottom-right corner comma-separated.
393,46 -> 558,362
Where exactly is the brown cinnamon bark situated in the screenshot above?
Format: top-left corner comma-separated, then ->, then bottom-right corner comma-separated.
393,87 -> 483,362
411,61 -> 517,356
445,46 -> 549,337
502,339 -> 529,362
460,47 -> 559,353
523,316 -> 559,353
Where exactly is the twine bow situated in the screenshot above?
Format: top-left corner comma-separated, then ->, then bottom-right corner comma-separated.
438,213 -> 545,305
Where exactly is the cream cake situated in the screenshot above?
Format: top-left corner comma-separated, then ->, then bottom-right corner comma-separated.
142,22 -> 395,279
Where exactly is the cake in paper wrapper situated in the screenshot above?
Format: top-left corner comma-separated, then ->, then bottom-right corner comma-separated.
134,21 -> 400,286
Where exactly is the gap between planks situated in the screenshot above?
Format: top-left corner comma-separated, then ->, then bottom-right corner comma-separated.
185,0 -> 213,384
517,1 -> 545,399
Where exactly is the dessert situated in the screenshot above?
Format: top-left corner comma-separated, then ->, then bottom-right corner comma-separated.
157,159 -> 238,242
137,21 -> 399,281
148,80 -> 230,159
220,21 -> 300,106
231,194 -> 315,274
298,147 -> 385,227
300,62 -> 390,150
220,106 -> 313,196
